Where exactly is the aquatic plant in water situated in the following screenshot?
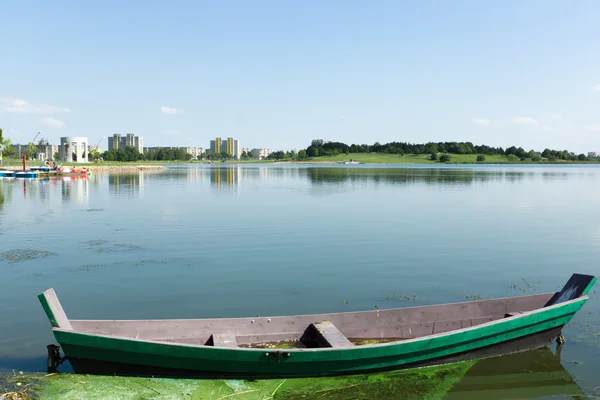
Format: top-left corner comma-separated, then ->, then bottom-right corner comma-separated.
37,361 -> 474,400
80,240 -> 109,247
89,244 -> 145,253
70,264 -> 107,272
0,371 -> 44,400
0,249 -> 57,264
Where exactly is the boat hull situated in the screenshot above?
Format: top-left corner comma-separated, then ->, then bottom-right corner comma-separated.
14,172 -> 38,178
64,325 -> 563,378
52,298 -> 585,378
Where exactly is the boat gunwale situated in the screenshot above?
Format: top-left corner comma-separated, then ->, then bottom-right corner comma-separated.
68,291 -> 557,324
54,295 -> 588,353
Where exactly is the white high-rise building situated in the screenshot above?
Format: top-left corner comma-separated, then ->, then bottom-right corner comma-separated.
251,148 -> 272,160
108,133 -> 144,153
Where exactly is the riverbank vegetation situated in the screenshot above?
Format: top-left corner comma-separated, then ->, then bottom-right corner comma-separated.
2,127 -> 599,165
303,140 -> 598,164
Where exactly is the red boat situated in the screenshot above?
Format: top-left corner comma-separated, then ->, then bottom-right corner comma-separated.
58,168 -> 91,176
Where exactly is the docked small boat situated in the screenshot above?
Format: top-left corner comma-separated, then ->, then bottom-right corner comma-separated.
58,168 -> 90,176
30,166 -> 52,172
0,169 -> 15,177
14,170 -> 39,178
342,159 -> 360,164
39,273 -> 596,378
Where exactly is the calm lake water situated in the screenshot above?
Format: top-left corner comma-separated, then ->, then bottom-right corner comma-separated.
1,164 -> 599,398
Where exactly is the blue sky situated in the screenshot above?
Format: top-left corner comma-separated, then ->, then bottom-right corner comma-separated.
1,0 -> 600,152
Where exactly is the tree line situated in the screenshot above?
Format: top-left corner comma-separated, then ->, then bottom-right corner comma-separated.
101,147 -> 192,162
305,140 -> 590,161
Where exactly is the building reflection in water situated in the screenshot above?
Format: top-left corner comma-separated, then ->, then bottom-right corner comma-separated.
0,176 -> 90,206
209,166 -> 241,194
108,173 -> 145,198
60,176 -> 89,204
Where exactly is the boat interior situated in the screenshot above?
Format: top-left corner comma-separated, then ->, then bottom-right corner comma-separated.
45,274 -> 595,350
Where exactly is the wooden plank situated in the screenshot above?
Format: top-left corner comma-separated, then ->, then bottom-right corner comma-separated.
311,321 -> 353,348
211,332 -> 238,348
38,288 -> 73,330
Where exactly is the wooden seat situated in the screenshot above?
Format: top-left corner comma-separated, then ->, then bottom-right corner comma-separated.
302,321 -> 353,348
210,332 -> 238,348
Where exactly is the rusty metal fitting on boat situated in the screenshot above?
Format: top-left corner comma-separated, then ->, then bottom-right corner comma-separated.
47,344 -> 63,373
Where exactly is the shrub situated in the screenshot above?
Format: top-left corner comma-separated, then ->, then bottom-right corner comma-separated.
439,154 -> 451,163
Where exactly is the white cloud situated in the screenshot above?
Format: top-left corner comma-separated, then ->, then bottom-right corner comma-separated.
41,117 -> 66,128
583,123 -> 600,131
1,97 -> 71,114
593,84 -> 600,91
165,129 -> 180,135
512,117 -> 539,126
160,106 -> 183,115
471,118 -> 490,125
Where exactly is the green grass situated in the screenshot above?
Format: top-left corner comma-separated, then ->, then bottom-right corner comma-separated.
304,153 -> 598,164
308,153 -> 510,164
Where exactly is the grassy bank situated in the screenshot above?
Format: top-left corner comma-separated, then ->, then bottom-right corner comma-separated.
304,153 -> 599,164
3,154 -> 599,167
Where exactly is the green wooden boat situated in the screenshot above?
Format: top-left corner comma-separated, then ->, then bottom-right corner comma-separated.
39,273 -> 596,378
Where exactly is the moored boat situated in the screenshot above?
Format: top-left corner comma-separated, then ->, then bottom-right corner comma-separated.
14,170 -> 39,178
39,273 -> 596,378
0,170 -> 15,177
30,166 -> 53,172
58,167 -> 90,176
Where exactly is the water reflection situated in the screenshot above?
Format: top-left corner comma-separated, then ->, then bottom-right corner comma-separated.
61,177 -> 89,204
153,165 -> 590,189
0,179 -> 11,211
1,165 -> 599,206
0,177 -> 90,207
259,347 -> 583,399
306,167 -> 532,186
108,173 -> 144,198
210,166 -> 240,193
443,346 -> 582,399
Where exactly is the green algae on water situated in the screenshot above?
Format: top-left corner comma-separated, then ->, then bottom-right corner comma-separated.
39,362 -> 474,400
70,264 -> 107,272
81,240 -> 110,247
0,249 -> 58,264
89,244 -> 145,253
1,372 -> 45,400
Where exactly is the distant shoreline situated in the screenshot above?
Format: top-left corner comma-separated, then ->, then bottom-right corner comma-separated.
84,165 -> 168,171
2,164 -> 168,171
3,153 -> 600,169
